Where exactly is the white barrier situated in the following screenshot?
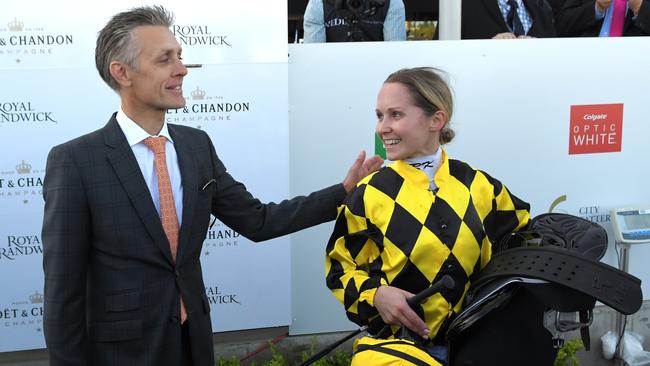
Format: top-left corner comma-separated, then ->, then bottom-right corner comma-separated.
288,37 -> 650,334
0,0 -> 289,352
2,0 -> 649,351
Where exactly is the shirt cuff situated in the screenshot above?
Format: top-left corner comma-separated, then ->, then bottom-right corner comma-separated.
359,277 -> 389,307
595,4 -> 606,19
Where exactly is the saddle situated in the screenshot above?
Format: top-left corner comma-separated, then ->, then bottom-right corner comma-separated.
447,213 -> 643,366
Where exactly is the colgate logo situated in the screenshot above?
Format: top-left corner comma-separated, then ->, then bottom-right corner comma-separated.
569,104 -> 623,155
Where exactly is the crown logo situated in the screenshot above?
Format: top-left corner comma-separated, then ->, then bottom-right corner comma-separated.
16,160 -> 31,174
8,18 -> 24,32
29,291 -> 44,304
191,86 -> 206,100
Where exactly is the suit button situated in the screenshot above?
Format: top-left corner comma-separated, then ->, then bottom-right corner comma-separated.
175,269 -> 180,277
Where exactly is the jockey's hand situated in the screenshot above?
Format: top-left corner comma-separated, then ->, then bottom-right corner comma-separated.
374,285 -> 429,339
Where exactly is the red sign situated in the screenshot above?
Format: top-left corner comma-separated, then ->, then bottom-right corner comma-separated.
569,104 -> 623,155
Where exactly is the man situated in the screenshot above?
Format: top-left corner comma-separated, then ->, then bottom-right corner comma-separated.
462,0 -> 556,39
41,5 -> 382,366
556,0 -> 650,36
303,0 -> 406,42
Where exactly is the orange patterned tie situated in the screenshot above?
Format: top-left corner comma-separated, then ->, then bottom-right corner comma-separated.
143,136 -> 187,323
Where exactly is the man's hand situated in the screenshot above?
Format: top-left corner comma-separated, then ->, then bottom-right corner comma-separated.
628,0 -> 643,15
492,32 -> 517,39
342,150 -> 383,192
374,285 -> 430,339
597,0 -> 613,13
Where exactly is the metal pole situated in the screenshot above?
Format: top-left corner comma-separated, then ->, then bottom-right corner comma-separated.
614,242 -> 630,362
438,0 -> 462,40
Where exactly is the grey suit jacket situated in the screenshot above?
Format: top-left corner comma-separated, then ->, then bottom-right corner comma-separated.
42,114 -> 346,366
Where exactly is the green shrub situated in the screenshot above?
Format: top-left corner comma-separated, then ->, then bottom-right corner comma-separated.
215,337 -> 352,366
218,336 -> 584,366
299,345 -> 352,366
217,356 -> 241,366
554,338 -> 583,366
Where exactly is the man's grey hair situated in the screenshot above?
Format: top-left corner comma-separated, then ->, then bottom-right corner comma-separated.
95,5 -> 174,91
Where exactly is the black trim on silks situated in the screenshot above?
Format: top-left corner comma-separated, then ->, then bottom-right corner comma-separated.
355,341 -> 432,366
473,246 -> 642,315
432,312 -> 455,345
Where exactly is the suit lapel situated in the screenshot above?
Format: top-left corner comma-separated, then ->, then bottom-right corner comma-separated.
169,124 -> 199,264
625,9 -> 635,31
103,115 -> 174,265
523,0 -> 539,33
482,0 -> 509,29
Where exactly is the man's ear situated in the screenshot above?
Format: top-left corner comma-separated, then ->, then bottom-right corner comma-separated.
430,110 -> 448,131
109,61 -> 132,88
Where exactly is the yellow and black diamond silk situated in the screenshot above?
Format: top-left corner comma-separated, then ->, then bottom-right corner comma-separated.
325,150 -> 530,340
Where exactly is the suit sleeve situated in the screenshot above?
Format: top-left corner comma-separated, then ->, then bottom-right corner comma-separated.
303,0 -> 326,43
383,0 -> 407,41
205,133 -> 346,242
532,0 -> 558,37
632,0 -> 650,34
42,145 -> 91,365
325,184 -> 386,327
555,0 -> 601,36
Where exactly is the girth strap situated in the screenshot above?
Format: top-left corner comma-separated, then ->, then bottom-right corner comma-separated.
474,246 -> 642,315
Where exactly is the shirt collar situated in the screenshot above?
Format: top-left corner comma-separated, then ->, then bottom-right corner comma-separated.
498,0 -> 523,7
116,108 -> 174,147
404,147 -> 441,173
392,148 -> 449,190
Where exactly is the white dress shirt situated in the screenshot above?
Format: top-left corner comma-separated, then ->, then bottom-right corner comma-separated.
116,109 -> 184,225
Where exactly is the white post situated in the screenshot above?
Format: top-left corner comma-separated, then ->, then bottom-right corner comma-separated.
438,0 -> 462,40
